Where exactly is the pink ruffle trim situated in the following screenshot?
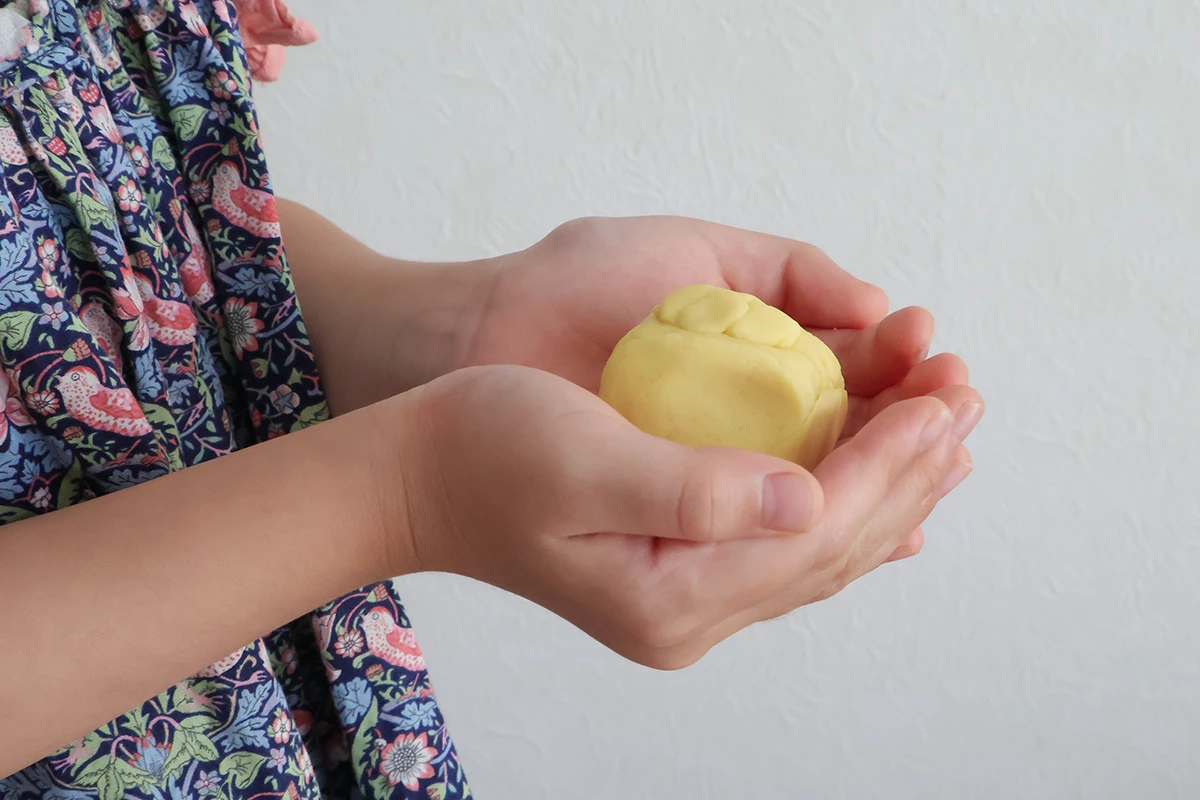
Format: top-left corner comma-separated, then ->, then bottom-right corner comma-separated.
237,0 -> 317,83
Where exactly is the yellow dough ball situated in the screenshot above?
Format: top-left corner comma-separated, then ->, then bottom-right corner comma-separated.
599,284 -> 848,470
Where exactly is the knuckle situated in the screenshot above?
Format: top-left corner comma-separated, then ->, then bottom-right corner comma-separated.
811,534 -> 850,575
795,241 -> 829,262
815,570 -> 851,603
677,470 -> 725,542
547,216 -> 599,245
912,453 -> 947,501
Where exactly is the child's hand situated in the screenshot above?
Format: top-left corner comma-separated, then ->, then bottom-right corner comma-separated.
384,363 -> 981,669
467,216 -> 970,445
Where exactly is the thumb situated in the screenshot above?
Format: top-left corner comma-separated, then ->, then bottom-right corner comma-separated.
569,424 -> 825,542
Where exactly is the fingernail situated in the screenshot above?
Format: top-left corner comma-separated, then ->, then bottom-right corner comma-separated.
920,406 -> 953,448
762,473 -> 816,533
953,402 -> 984,442
937,453 -> 973,498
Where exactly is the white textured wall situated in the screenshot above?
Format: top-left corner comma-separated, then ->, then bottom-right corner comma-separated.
256,2 -> 1200,797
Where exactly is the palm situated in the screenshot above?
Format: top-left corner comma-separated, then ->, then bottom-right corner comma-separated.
468,216 -> 968,438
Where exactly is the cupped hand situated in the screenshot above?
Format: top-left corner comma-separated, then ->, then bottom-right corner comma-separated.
392,363 -> 982,670
466,215 -> 969,444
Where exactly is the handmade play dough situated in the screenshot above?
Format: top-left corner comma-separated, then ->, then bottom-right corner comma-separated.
599,284 -> 848,470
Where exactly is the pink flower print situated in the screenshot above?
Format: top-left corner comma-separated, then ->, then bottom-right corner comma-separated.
296,745 -> 314,785
335,630 -> 364,657
31,485 -> 52,509
0,370 -> 29,445
279,644 -> 298,674
188,180 -> 211,204
268,747 -> 287,771
39,269 -> 61,299
116,178 -> 142,213
37,237 -> 58,268
40,301 -> 68,330
207,69 -> 237,100
128,143 -> 149,176
269,385 -> 299,414
223,297 -> 263,357
179,1 -> 209,36
208,102 -> 232,124
268,708 -> 292,744
87,103 -> 120,144
379,732 -> 437,790
27,390 -> 58,416
193,770 -> 221,796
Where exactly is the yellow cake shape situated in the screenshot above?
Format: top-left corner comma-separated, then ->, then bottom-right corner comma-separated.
599,284 -> 848,471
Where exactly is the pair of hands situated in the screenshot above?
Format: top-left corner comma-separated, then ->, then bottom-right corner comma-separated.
370,216 -> 983,669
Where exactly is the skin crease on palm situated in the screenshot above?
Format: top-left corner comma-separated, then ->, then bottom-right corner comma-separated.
463,215 -> 973,570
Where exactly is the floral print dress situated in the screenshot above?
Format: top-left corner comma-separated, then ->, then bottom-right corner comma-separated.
0,1 -> 470,797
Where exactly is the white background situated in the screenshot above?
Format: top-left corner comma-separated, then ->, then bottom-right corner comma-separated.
257,2 -> 1200,797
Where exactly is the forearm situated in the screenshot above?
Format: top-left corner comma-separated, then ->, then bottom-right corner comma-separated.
278,199 -> 497,413
0,401 -> 412,775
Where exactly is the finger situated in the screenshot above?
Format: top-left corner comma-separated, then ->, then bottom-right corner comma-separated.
815,306 -> 934,397
873,444 -> 971,567
810,385 -> 981,558
842,353 -> 970,437
571,428 -> 826,542
702,224 -> 888,329
935,445 -> 973,501
885,527 -> 924,562
840,393 -> 982,583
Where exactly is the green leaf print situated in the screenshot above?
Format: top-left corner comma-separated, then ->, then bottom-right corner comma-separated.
108,66 -> 130,90
150,135 -> 177,170
71,753 -> 115,786
351,698 -> 381,771
65,227 -> 96,262
292,399 -> 328,432
111,760 -> 154,792
0,505 -> 35,524
169,104 -> 208,142
369,773 -> 393,797
122,704 -> 149,738
76,757 -> 127,800
95,768 -> 124,800
184,730 -> 220,761
0,310 -> 40,353
219,751 -> 269,789
56,461 -> 83,509
427,782 -> 448,800
138,404 -> 185,471
76,192 -> 116,231
179,713 -> 216,732
160,735 -> 191,781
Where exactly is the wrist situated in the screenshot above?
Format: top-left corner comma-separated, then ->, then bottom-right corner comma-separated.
374,256 -> 500,395
356,385 -> 446,578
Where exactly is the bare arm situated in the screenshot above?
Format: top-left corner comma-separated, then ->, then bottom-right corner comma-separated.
0,200 -> 481,773
0,400 -> 413,776
277,199 -> 497,413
